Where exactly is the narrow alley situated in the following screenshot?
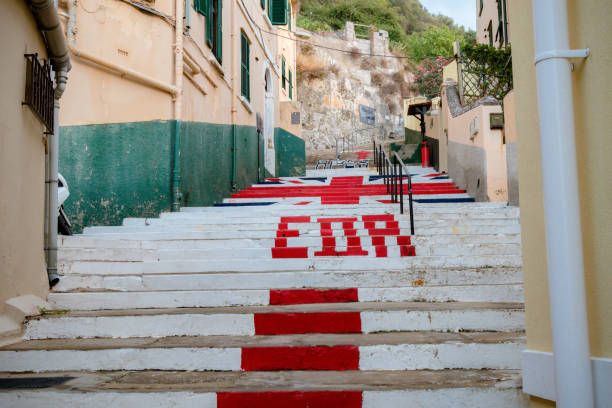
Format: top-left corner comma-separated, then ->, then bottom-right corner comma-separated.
0,165 -> 527,407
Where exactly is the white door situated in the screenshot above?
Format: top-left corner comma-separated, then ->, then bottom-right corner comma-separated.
264,69 -> 275,176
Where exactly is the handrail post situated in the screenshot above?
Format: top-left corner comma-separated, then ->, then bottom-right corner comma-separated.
399,164 -> 404,214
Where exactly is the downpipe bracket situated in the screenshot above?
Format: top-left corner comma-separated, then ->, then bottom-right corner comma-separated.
534,48 -> 590,65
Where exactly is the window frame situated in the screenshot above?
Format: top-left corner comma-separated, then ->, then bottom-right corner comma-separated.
206,0 -> 222,63
288,69 -> 293,99
281,56 -> 286,90
240,31 -> 250,101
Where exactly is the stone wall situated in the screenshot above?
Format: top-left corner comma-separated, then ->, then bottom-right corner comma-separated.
297,24 -> 406,155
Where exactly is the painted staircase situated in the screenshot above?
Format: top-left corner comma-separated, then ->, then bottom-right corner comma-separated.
0,167 -> 528,407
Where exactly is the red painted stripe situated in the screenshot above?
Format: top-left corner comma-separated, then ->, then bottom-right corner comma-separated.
294,201 -> 312,205
400,245 -> 416,256
274,238 -> 287,248
385,221 -> 399,228
377,199 -> 394,204
287,180 -> 304,184
371,236 -> 386,246
362,214 -> 395,222
347,236 -> 361,246
254,312 -> 362,335
271,247 -> 308,258
322,237 -> 336,247
241,346 -> 359,371
277,229 -> 299,238
278,223 -> 288,230
281,216 -> 310,223
343,229 -> 357,236
397,236 -> 412,245
270,288 -> 358,305
375,246 -> 388,257
218,391 -> 362,408
367,228 -> 400,236
317,217 -> 358,222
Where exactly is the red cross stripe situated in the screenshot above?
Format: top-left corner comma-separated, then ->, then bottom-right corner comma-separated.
270,215 -> 415,258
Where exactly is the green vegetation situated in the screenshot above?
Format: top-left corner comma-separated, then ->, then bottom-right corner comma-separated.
298,0 -> 476,57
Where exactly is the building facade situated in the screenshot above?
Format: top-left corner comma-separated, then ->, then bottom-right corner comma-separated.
476,0 -> 509,48
509,0 -> 612,406
0,0 -> 70,345
57,0 -> 304,231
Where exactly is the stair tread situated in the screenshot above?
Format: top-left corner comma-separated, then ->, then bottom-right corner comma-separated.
2,331 -> 526,351
32,301 -> 525,319
0,369 -> 524,391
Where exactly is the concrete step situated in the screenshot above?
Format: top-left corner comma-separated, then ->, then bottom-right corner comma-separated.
47,284 -> 524,310
64,224 -> 522,241
58,255 -> 523,276
58,233 -> 521,251
57,242 -> 521,262
53,267 -> 523,293
0,331 -> 524,372
22,302 -> 525,339
123,211 -> 520,226
0,370 -> 529,407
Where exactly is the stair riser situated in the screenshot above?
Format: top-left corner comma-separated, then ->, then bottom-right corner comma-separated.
59,234 -> 521,250
53,268 -> 523,292
48,285 -> 524,310
58,255 -> 523,275
66,225 -> 522,240
0,389 -> 529,408
84,219 -> 518,235
24,310 -> 525,339
57,244 -> 520,262
0,342 -> 523,372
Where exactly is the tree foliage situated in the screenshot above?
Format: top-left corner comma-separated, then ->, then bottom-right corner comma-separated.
406,26 -> 474,60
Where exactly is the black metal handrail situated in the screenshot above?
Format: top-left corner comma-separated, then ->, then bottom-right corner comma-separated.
373,142 -> 415,235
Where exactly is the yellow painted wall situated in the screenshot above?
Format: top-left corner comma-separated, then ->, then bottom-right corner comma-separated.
60,0 -> 295,128
510,0 -> 612,405
0,1 -> 50,324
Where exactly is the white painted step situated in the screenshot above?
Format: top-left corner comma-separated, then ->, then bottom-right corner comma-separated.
0,341 -> 523,372
57,243 -> 520,263
66,224 -> 522,240
23,304 -> 525,339
59,255 -> 522,276
47,284 -> 524,310
53,267 -> 523,292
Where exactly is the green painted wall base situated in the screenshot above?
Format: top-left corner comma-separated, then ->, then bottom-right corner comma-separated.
275,128 -> 306,177
60,121 -> 304,232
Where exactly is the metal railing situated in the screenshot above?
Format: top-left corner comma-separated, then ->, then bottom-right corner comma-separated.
373,142 -> 415,235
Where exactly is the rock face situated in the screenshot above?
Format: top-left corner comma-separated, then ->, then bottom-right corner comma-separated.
297,23 -> 407,155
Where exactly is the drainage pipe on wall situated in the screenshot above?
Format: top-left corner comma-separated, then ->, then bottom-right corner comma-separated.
171,0 -> 184,211
230,0 -> 238,191
29,0 -> 71,286
532,1 -> 593,406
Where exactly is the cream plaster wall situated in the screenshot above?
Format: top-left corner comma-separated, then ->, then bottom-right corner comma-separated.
441,84 -> 507,202
279,100 -> 302,137
510,0 -> 612,406
60,0 -> 292,128
476,0 -> 505,48
0,1 -> 51,323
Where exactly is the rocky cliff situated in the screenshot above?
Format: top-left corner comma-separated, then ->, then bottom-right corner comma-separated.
297,23 -> 410,160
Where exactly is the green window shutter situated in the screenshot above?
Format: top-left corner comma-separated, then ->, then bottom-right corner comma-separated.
288,69 -> 293,99
270,0 -> 287,25
206,0 -> 213,47
195,0 -> 208,16
261,0 -> 265,10
287,3 -> 292,31
241,33 -> 250,101
216,0 -> 222,62
281,57 -> 286,89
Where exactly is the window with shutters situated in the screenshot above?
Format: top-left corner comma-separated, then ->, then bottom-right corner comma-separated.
287,2 -> 292,31
487,21 -> 493,47
495,0 -> 504,47
268,0 -> 287,25
194,0 -> 207,15
281,57 -> 286,90
479,0 -> 483,16
241,32 -> 250,101
207,0 -> 222,63
288,69 -> 293,100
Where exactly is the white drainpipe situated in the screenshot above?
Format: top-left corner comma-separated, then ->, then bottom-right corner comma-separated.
531,0 -> 593,406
